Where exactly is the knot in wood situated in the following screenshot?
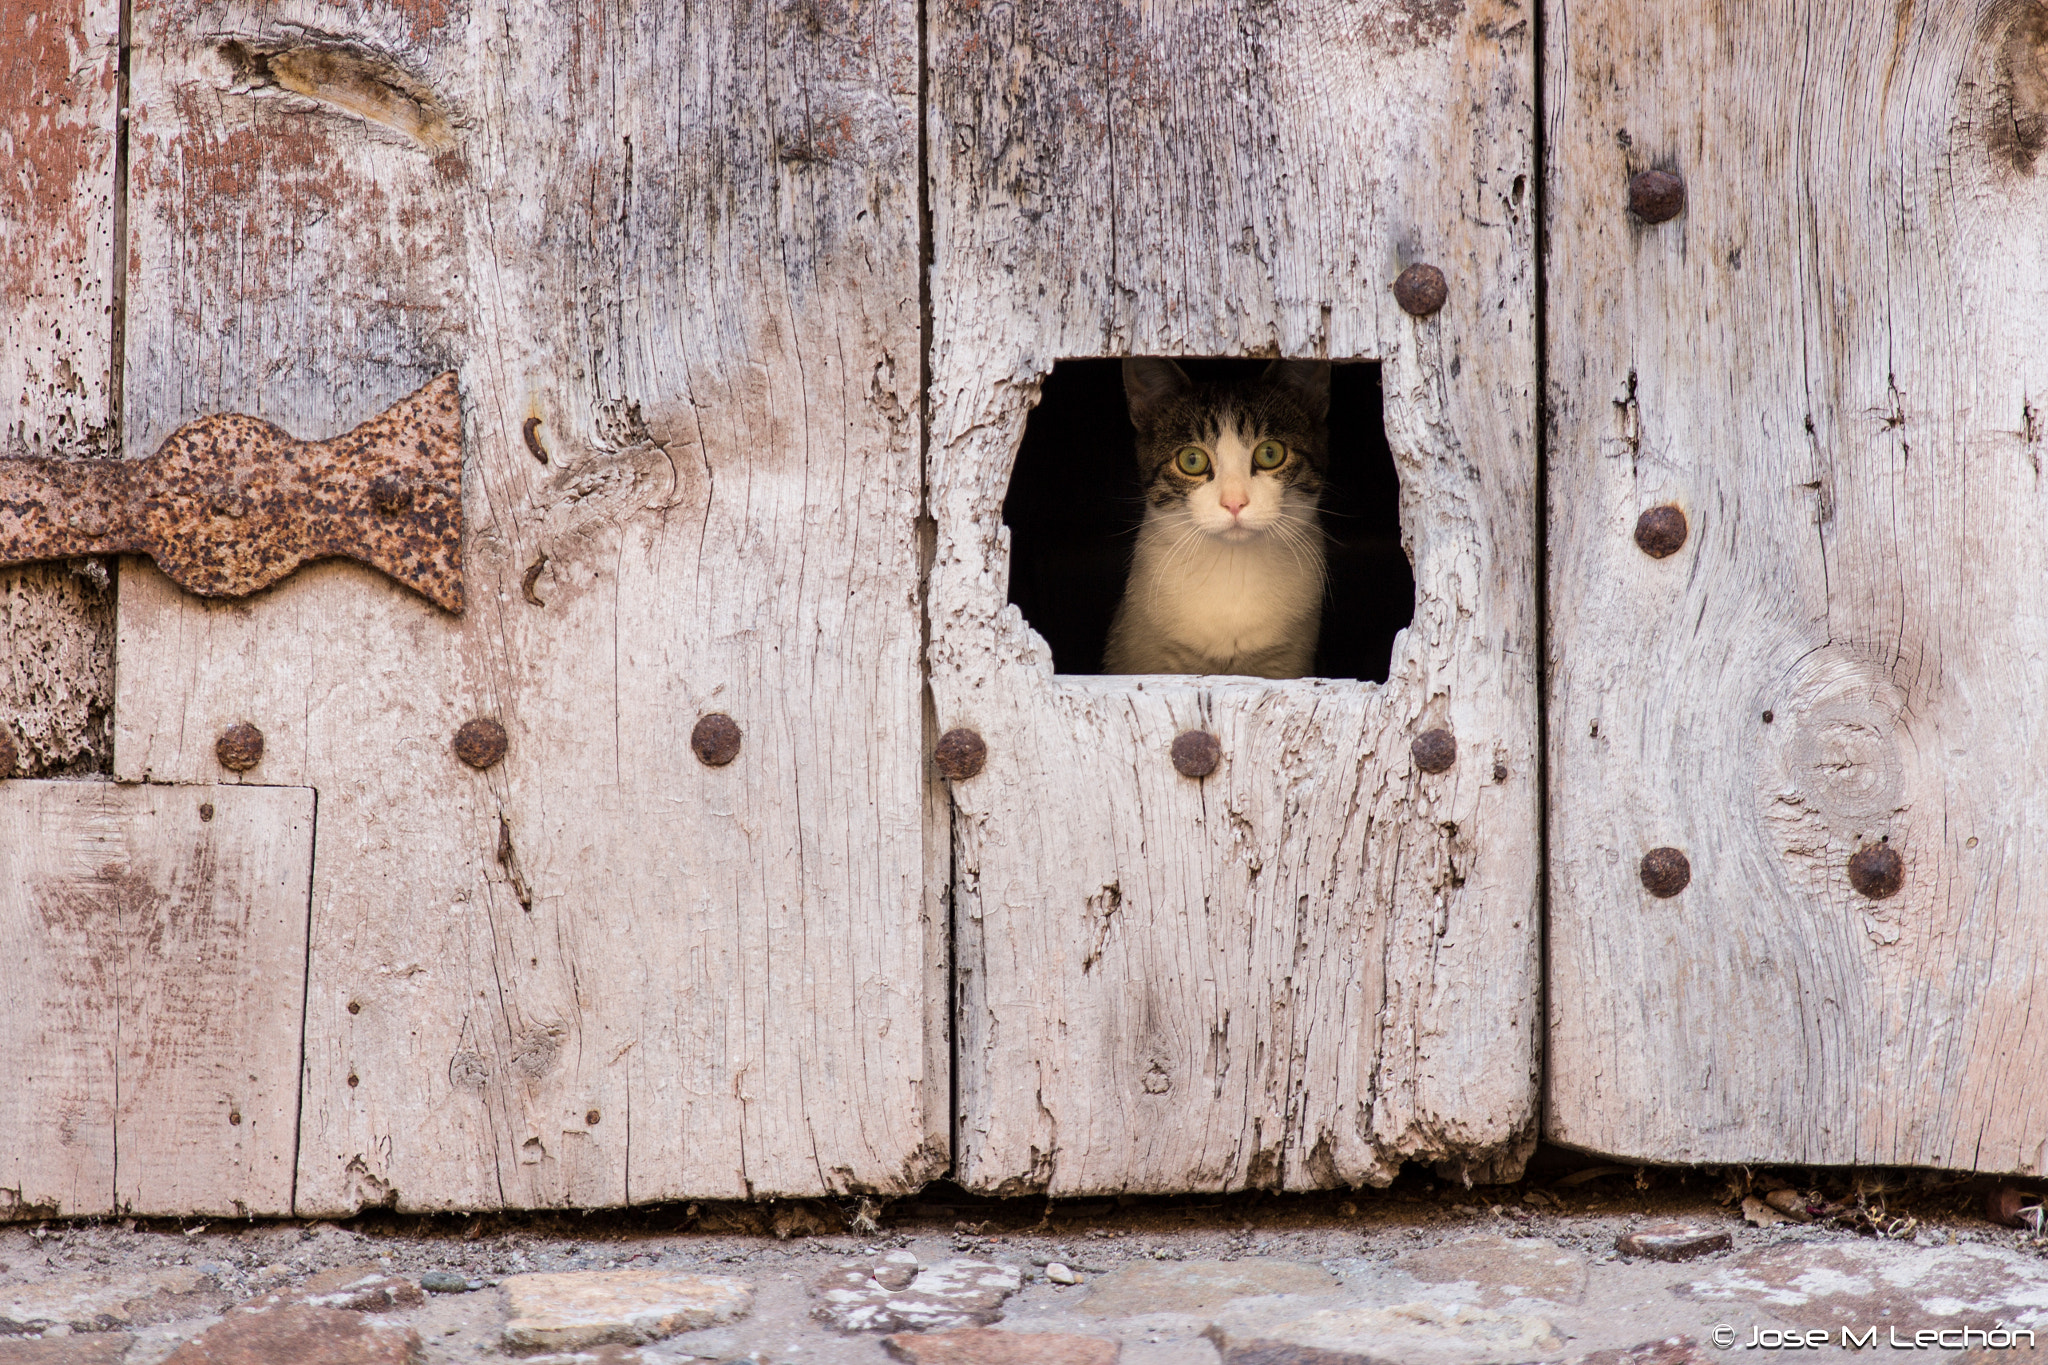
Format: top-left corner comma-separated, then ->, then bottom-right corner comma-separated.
1847,842 -> 1904,900
933,727 -> 987,781
1392,263 -> 1449,317
1639,846 -> 1691,898
452,718 -> 508,770
369,474 -> 414,514
0,722 -> 15,779
1410,727 -> 1457,774
1170,730 -> 1221,779
1628,169 -> 1687,224
215,721 -> 266,773
691,713 -> 743,768
1633,505 -> 1689,558
1788,699 -> 1904,824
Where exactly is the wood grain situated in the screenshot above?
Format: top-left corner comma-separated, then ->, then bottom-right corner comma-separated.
117,0 -> 940,1211
0,0 -> 121,774
1546,1 -> 2048,1169
928,0 -> 1541,1193
0,780 -> 311,1219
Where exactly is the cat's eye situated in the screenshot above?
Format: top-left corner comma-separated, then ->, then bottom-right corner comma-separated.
1175,446 -> 1211,476
1253,440 -> 1287,470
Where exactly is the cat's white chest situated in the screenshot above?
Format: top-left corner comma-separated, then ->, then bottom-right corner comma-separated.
1117,519 -> 1323,673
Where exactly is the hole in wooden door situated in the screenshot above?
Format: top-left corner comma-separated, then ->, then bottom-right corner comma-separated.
1002,359 -> 1412,681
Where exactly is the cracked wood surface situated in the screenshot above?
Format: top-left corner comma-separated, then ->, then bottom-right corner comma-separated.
928,0 -> 1541,1193
1,0 -> 120,775
0,781 -> 312,1219
1546,1 -> 2048,1169
114,0 -> 940,1210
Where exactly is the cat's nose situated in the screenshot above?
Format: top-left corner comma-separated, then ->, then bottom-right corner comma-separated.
1220,490 -> 1250,517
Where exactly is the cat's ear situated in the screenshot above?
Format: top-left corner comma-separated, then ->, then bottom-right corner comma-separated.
1123,357 -> 1194,427
1262,359 -> 1331,421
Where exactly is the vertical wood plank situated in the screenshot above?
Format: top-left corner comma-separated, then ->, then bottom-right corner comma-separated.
1547,1 -> 2048,1169
115,784 -> 314,1216
0,0 -> 121,775
929,0 -> 1540,1193
0,781 -> 312,1219
1,0 -> 118,455
116,0 -> 939,1211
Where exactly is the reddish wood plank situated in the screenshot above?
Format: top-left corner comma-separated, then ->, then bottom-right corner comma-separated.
0,0 -> 121,777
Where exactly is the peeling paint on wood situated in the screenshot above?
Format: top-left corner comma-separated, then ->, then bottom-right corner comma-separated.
0,781 -> 313,1219
1547,0 -> 2048,1171
1,565 -> 114,776
929,0 -> 1540,1193
0,0 -> 122,776
1,0 -> 119,460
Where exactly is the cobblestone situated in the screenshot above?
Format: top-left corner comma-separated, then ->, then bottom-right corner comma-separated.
0,1176 -> 2040,1365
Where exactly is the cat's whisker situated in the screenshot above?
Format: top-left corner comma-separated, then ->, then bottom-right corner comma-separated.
1104,358 -> 1330,679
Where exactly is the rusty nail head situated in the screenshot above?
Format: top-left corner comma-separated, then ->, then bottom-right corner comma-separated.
1171,730 -> 1222,779
1392,263 -> 1449,318
933,727 -> 988,781
1492,762 -> 1509,782
369,474 -> 413,514
215,721 -> 265,772
1629,169 -> 1687,224
1640,846 -> 1692,897
692,713 -> 743,767
1634,505 -> 1689,558
1411,728 -> 1457,774
228,1109 -> 242,1125
207,482 -> 245,519
453,718 -> 508,770
0,722 -> 15,779
585,1109 -> 601,1126
523,416 -> 549,464
1848,842 -> 1904,900
198,802 -> 215,822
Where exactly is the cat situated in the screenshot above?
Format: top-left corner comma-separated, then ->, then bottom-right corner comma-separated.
1103,357 -> 1330,678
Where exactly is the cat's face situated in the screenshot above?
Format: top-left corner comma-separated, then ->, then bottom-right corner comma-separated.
1123,358 -> 1330,545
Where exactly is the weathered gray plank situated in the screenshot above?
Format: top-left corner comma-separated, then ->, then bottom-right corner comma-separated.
0,0 -> 121,775
0,780 -> 312,1219
117,0 -> 939,1211
1546,1 -> 2048,1170
929,0 -> 1540,1193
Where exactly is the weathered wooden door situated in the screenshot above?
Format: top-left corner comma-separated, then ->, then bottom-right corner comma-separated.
98,0 -> 942,1213
927,0 -> 1541,1194
35,0 -> 2048,1214
1547,2 -> 2048,1171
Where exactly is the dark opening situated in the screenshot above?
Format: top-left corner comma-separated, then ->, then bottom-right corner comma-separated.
1002,359 -> 1413,681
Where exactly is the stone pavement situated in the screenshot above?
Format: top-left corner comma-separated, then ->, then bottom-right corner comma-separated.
1,1169 -> 2044,1363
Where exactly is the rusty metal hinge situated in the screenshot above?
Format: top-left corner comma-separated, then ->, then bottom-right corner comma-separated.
0,373 -> 465,612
